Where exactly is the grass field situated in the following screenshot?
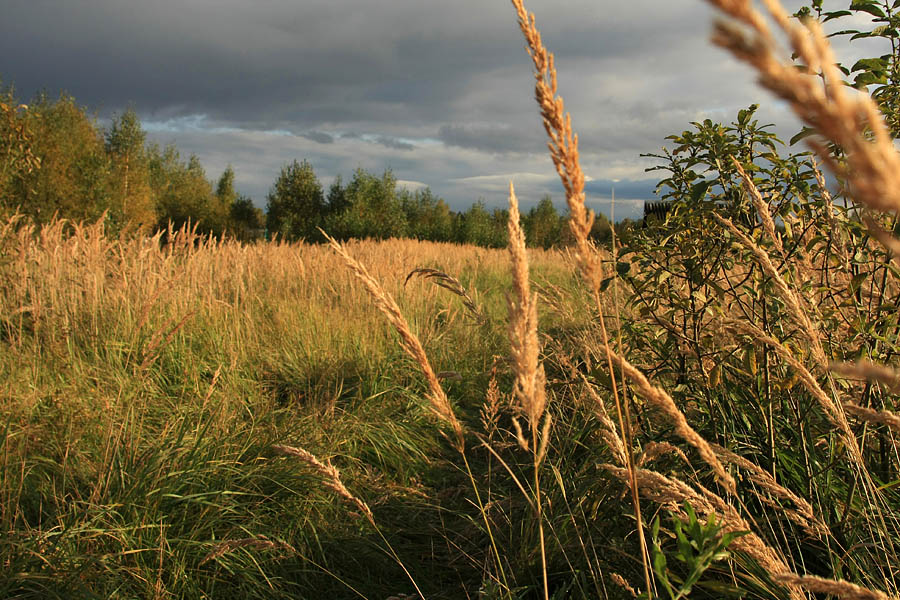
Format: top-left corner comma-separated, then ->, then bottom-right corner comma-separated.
6,0 -> 900,598
1,217 -> 603,599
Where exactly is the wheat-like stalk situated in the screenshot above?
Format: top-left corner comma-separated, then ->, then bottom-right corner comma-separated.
714,212 -> 824,364
404,267 -> 486,324
510,0 -> 600,291
831,361 -> 900,394
772,574 -> 896,600
732,157 -> 784,258
324,232 -> 465,451
711,443 -> 828,538
610,353 -> 737,494
507,182 -> 550,461
200,536 -> 296,566
509,0 -> 652,592
272,444 -> 375,525
843,403 -> 900,435
707,0 -> 900,216
506,182 -> 551,600
602,463 -> 805,600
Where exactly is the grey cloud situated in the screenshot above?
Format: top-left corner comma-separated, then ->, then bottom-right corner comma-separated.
585,179 -> 659,200
372,136 -> 414,151
438,123 -> 541,155
339,132 -> 412,150
300,131 -> 334,144
0,0 -> 841,221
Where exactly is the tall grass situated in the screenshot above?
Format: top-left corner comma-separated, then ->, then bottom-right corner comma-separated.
6,0 -> 900,597
0,213 -> 588,598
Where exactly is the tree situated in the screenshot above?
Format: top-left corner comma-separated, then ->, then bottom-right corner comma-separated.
149,144 -> 217,235
0,91 -> 41,215
326,168 -> 406,240
326,175 -> 348,215
523,195 -> 562,249
15,93 -> 111,224
400,187 -> 454,242
589,211 -> 613,245
106,108 -> 154,230
456,200 -> 495,246
230,194 -> 264,241
215,165 -> 239,234
266,159 -> 326,242
216,165 -> 238,208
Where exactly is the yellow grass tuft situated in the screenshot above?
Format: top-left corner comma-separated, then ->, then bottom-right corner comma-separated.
272,444 -> 375,525
323,232 -> 465,451
506,182 -> 550,461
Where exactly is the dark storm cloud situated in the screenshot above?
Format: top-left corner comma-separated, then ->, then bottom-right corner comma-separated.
372,136 -> 414,151
0,0 -> 852,213
0,0 -> 716,128
299,131 -> 335,144
438,123 -> 542,155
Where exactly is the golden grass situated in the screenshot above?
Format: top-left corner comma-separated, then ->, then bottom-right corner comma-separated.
506,183 -> 549,460
507,0 -> 900,597
324,232 -> 466,450
272,444 -> 375,524
509,0 -> 653,593
7,0 -> 900,596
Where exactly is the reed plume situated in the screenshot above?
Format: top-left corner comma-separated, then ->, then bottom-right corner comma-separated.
273,444 -> 375,525
507,182 -> 550,460
707,0 -> 900,216
324,233 -> 465,450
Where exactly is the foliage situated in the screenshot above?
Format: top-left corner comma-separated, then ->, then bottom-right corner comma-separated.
149,144 -> 221,235
266,159 -> 327,242
651,503 -> 745,600
795,0 -> 900,137
326,167 -> 408,241
229,194 -> 265,241
0,90 -> 239,237
523,195 -> 563,249
106,108 -> 154,231
0,92 -> 41,211
11,93 -> 112,224
401,187 -> 455,242
453,199 -> 509,248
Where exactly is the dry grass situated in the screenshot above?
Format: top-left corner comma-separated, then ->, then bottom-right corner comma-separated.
323,232 -> 466,450
272,444 -> 375,524
503,0 -> 900,597
7,0 -> 900,597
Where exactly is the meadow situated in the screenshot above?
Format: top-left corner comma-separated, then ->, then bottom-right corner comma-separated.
0,216 -> 597,598
6,0 -> 900,598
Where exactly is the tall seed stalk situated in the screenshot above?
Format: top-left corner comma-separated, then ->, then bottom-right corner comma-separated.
509,0 -> 654,594
506,182 -> 551,600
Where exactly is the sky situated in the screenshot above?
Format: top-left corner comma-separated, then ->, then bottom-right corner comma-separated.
0,1 -> 881,219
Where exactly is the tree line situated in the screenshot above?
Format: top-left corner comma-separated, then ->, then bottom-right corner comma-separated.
265,159 -> 622,248
2,91 -> 265,240
1,88 -> 620,247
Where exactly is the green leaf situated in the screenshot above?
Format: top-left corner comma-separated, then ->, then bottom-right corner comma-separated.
852,56 -> 888,72
851,0 -> 886,18
823,10 -> 852,21
849,272 -> 868,295
854,71 -> 888,88
690,180 -> 713,202
790,126 -> 817,146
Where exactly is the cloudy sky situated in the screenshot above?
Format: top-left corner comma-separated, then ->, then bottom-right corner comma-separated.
0,1 -> 880,219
